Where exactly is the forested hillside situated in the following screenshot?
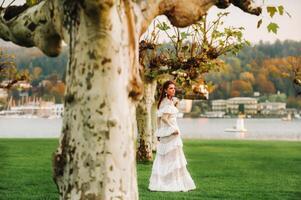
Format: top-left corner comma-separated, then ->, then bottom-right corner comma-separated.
205,40 -> 301,108
2,40 -> 301,107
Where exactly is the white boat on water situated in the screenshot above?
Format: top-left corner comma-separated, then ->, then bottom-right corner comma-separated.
294,113 -> 301,119
225,117 -> 247,132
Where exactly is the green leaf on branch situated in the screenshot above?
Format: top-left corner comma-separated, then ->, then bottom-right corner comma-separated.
157,22 -> 170,31
26,0 -> 40,6
278,5 -> 284,15
267,6 -> 277,18
180,32 -> 189,40
267,22 -> 279,34
245,40 -> 251,46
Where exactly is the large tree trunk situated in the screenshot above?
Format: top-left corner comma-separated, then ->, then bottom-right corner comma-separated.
52,1 -> 142,199
151,100 -> 158,152
136,81 -> 157,161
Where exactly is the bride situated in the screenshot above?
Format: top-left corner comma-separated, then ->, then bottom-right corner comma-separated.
148,80 -> 196,192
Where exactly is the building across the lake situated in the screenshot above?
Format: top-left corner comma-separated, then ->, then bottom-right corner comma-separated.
0,88 -> 8,99
0,89 -> 8,110
203,111 -> 226,118
1,97 -> 64,118
212,99 -> 227,112
212,97 -> 258,115
258,102 -> 286,115
227,97 -> 258,114
9,102 -> 64,118
212,97 -> 288,116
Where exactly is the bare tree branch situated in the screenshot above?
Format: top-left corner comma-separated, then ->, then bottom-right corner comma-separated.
0,0 -> 6,8
7,0 -> 16,7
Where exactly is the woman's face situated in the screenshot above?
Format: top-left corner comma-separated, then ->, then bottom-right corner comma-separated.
165,84 -> 176,98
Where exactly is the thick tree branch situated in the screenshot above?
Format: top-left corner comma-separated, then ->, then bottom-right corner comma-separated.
0,1 -> 64,57
231,0 -> 261,15
137,0 -> 261,35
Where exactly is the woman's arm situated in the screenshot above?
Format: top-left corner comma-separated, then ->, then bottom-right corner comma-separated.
161,113 -> 178,135
161,113 -> 172,126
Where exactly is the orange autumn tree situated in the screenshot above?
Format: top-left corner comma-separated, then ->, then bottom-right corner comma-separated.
0,47 -> 30,89
231,79 -> 253,97
262,56 -> 301,96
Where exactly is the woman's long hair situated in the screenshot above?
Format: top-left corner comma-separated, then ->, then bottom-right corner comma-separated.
157,80 -> 175,109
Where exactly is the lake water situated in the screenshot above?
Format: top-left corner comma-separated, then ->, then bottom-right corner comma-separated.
0,117 -> 300,141
0,117 -> 62,138
178,118 -> 301,141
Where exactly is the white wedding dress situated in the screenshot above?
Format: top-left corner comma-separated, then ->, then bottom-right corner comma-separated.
148,97 -> 196,192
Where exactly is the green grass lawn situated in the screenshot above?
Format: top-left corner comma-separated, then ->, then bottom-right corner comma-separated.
0,139 -> 300,200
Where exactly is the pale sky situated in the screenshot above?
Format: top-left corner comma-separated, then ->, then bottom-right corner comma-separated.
207,0 -> 301,43
2,0 -> 301,44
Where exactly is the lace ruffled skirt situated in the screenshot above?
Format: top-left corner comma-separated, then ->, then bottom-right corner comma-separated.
148,135 -> 196,192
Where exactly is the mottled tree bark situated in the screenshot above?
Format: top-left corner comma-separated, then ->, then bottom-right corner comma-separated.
0,0 -> 261,199
52,1 -> 142,199
151,100 -> 158,151
136,81 -> 157,161
0,0 -> 65,56
2,0 -> 142,198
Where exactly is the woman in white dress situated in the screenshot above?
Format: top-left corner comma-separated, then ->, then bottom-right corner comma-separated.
149,80 -> 196,192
